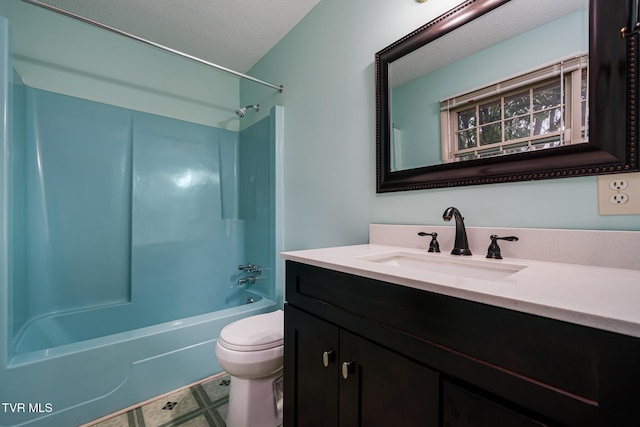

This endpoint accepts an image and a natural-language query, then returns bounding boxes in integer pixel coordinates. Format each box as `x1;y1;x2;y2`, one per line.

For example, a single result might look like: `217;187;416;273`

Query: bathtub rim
8;292;277;368
11;288;268;355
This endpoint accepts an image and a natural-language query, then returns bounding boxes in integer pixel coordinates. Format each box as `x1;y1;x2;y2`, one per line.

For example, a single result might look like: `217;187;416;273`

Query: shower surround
0;16;281;426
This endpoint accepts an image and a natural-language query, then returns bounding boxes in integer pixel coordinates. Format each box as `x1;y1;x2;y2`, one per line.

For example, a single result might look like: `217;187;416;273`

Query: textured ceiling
35;0;321;73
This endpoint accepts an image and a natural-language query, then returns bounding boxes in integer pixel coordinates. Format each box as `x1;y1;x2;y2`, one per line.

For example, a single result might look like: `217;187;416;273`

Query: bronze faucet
442;207;472;255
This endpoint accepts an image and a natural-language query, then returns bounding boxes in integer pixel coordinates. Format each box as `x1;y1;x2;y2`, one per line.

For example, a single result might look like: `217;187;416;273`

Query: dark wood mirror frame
376;0;638;193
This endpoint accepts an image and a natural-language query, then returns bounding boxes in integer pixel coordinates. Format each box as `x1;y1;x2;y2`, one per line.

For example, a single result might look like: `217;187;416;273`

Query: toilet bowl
215;309;284;427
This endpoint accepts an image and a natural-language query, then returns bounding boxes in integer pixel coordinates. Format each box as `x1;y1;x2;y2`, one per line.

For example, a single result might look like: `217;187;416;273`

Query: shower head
235;104;260;118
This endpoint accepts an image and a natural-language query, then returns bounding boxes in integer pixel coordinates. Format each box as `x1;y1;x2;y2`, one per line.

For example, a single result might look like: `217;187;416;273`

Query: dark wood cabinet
285;305;339;427
285;305;439;427
443;381;547;427
340;328;439;426
284;261;640;427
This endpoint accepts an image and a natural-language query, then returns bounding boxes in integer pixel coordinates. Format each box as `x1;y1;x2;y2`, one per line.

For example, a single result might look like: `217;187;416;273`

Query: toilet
215;309;284;427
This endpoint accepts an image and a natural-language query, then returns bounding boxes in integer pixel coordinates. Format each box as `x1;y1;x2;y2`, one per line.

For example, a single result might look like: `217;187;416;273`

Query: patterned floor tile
84;374;228;427
199;375;231;405
195;374;230;427
210;400;228;426
90;412;135;427
138;388;205;427
171;413;217;427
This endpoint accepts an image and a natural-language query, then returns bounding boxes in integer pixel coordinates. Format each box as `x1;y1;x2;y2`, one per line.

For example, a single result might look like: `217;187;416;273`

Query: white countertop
281;244;640;338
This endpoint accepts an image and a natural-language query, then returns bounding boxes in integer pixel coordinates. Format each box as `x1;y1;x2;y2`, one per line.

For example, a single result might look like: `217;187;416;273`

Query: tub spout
237;276;256;285
442;207;472;255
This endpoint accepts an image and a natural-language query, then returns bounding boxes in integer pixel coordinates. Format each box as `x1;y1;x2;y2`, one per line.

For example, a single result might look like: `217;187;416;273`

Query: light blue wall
239;115;277;300
0;1;282;342
242;0;639;252
0;8;282;425
0;0;240;130
1;0;281;345
10;84;247;354
1;16;11;368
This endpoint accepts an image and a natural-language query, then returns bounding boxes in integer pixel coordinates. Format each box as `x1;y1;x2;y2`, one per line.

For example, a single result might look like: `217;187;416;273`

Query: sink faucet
442;207;472;255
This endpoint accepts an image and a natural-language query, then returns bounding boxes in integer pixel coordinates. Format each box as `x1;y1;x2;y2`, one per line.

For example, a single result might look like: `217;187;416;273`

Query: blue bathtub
0;11;283;426
2;290;276;427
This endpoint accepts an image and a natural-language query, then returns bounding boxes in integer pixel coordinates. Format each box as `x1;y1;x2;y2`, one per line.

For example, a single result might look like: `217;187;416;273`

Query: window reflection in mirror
388;0;588;172
441;55;588;163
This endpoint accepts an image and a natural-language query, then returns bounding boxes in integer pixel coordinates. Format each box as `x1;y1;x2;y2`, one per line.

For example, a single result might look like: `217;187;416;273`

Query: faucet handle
486;235;519;259
418;232;441;253
238;263;262;274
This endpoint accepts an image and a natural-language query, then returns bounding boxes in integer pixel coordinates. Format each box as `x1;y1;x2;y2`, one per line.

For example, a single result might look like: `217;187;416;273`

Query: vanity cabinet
283;261;640;427
285;304;439;427
442;381;547;427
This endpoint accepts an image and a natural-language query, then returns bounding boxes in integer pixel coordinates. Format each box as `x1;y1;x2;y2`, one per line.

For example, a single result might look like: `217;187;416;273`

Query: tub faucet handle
238;264;262;275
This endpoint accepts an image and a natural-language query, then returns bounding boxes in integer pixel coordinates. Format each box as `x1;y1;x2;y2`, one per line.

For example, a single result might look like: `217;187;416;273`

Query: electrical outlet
610;193;629;204
598;172;640;215
609;179;629;191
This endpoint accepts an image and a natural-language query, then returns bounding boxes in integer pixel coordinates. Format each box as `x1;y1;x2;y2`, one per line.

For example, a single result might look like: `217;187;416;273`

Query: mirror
376;0;638;192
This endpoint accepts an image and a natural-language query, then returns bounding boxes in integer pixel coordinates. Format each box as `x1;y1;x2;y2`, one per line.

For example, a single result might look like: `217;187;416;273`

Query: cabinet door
284;305;340;427
443;381;548;427
339;330;440;427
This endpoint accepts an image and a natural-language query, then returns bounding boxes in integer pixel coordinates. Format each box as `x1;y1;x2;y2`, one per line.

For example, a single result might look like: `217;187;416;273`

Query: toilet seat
218;310;284;352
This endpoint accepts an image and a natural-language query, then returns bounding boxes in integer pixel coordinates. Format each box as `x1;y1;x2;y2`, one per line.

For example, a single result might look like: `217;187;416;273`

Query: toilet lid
219;310;284;351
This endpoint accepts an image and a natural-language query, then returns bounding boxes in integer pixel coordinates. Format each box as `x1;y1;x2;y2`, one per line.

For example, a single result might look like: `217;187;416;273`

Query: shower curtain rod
22;0;284;93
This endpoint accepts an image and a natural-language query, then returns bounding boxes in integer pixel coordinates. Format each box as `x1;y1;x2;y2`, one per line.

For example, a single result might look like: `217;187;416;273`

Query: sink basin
359;251;526;280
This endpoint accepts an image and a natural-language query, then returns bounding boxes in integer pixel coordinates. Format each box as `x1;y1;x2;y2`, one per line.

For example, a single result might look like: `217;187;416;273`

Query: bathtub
2;289;277;427
1;9;285;425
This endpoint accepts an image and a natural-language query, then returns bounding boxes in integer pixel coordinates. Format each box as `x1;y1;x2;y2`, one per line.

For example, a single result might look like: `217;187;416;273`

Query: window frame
440;55;588;163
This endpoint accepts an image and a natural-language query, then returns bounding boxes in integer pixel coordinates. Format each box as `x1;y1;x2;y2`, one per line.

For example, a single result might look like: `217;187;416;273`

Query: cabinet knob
341;361;356;379
322;350;335;367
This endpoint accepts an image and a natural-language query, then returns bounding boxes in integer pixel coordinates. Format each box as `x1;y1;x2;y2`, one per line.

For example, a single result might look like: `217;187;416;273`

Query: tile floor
83;373;230;427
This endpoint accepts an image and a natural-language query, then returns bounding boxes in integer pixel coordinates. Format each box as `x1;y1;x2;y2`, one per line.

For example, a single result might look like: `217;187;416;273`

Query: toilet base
226;368;283;427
